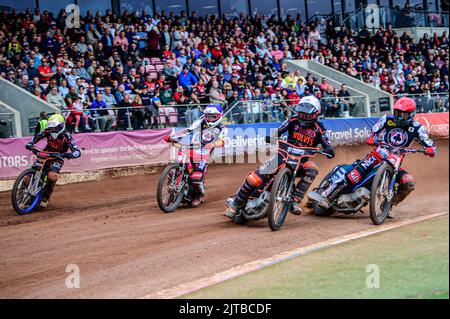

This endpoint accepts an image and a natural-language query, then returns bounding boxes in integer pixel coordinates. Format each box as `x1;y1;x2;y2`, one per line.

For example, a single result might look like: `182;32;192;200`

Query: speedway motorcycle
11;147;65;214
226;138;332;231
156;131;215;213
308;142;426;225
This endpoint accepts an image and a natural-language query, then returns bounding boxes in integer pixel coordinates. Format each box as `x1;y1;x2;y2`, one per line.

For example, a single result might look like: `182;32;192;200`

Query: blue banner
173;118;381;159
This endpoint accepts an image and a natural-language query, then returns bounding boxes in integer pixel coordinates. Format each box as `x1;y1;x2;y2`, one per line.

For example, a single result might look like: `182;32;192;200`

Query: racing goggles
205;114;220;122
297;112;318;121
393;109;411;121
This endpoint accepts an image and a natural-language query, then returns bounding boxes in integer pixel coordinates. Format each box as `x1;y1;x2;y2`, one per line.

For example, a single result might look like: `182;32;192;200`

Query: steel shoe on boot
39;199;48;208
224;199;238;219
290;199;302;215
307;191;331;209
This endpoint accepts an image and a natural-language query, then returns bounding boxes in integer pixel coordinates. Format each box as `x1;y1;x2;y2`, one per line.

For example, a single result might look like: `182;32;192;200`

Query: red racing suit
172;118;225;196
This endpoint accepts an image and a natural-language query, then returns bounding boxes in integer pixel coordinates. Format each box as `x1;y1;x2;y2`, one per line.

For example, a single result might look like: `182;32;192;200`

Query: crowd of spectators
0;6;448;133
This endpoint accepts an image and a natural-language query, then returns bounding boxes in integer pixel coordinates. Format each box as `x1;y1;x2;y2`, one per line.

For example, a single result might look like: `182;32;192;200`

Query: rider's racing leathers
231;116;335;211
319;114;437;206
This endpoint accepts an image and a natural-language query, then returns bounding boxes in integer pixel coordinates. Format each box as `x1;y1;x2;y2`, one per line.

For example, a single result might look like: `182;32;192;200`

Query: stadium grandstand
0;0;448;137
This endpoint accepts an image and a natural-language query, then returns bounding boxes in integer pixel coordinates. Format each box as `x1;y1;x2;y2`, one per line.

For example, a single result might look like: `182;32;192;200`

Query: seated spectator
66;95;86;133
131;95;145;130
338;84;357;116
178;66;197;93
209;80;226;104
46;86;66;110
89;93;115;132
117;93;132;130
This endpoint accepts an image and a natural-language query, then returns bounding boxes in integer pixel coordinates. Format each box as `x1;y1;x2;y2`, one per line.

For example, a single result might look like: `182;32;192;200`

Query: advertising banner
414;112;449;138
0;129;171;179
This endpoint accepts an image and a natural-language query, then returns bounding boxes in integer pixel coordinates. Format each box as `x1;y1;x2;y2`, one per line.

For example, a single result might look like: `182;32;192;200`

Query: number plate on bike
287;147;305;156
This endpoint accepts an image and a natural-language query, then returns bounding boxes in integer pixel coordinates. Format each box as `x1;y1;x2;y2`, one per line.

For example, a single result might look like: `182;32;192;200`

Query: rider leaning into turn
164;104;225;206
308;97;437;217
25;114;81;208
225;96;335;218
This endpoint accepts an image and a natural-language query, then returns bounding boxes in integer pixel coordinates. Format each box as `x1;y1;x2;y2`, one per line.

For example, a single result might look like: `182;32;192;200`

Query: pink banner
414;112;449;138
0;129;171;179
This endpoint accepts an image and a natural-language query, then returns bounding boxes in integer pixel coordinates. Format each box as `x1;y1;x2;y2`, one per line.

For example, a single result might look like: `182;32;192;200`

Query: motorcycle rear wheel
267;168;292;231
157;164;186;213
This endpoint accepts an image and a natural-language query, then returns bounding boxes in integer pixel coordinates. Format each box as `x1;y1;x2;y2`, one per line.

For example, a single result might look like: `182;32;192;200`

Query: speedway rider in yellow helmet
25;114;81;207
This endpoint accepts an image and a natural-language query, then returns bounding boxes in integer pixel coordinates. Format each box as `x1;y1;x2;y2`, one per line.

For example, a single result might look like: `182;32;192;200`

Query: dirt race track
0;140;448;298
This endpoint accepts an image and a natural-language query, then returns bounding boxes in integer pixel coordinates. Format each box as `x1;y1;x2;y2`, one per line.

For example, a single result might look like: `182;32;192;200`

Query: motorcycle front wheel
267;168;292;231
156;164;186;213
11;169;42;215
370;163;393;225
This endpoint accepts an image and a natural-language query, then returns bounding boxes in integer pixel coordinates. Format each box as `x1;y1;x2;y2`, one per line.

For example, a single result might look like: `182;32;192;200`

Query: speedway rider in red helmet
164;104;225;206
225;95;335;218
308;97;437;217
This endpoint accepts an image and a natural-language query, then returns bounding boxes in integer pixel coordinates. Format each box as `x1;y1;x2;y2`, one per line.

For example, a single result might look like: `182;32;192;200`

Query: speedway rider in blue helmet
164;104;226;206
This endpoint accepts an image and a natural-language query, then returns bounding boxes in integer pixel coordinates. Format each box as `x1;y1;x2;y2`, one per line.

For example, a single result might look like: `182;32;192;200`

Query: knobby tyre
11;169;42;215
370;163;393;225
157;164;186;213
268;168;292;231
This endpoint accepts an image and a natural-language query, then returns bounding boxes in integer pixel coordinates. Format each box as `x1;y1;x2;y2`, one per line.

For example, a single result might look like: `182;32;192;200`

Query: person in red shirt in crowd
162;44;171;59
173;86;184;103
211;43;223;61
37;58;54;82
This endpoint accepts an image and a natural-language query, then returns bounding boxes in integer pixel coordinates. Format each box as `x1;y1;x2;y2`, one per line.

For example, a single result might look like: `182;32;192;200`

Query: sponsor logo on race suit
361;155;378;169
387;120;396;126
348;169;361;184
387;128;409;147
400;174;414;183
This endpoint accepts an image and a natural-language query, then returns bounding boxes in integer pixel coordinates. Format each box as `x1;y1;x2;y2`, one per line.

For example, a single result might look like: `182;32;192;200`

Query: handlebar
377;142;426;155
31;147;65;160
277;140;331;158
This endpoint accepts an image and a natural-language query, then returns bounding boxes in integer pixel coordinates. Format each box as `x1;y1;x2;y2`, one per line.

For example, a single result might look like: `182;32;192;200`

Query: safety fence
396;93;449;114
50;96;368;135
0;112;447;179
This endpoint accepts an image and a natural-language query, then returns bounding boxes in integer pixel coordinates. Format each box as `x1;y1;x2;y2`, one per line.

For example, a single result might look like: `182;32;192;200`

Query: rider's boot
191;182;205;207
224;200;239;219
392;182;415;206
290;197;303;215
40;181;55;208
291;162;319;215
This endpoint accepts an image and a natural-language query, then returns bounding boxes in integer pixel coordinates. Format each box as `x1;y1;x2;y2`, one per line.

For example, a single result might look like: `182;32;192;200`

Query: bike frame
276;140;321;202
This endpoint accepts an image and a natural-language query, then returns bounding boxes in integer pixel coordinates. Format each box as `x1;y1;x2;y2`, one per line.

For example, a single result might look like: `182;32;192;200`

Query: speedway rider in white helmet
164;104;226;206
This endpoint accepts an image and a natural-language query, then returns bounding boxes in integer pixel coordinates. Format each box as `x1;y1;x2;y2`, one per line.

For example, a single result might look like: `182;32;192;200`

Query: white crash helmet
203;104;223;127
295;95;321;127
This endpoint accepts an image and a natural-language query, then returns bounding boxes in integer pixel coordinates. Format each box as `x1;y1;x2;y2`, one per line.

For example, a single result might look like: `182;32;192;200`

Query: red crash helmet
393;97;416;126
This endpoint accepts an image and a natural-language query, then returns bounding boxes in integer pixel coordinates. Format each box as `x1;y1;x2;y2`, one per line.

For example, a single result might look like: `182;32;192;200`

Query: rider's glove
62;152;75;159
163;135;172;143
25;142;33;151
425;147;436;157
366;138;378;146
323;147;335;158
